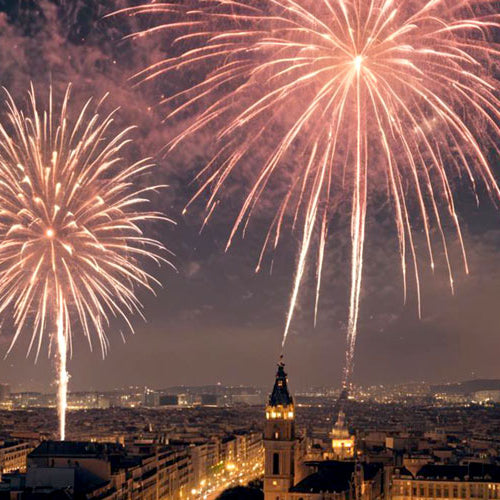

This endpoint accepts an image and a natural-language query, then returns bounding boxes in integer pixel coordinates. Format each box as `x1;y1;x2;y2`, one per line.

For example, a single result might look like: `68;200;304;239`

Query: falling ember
120;0;500;388
0;85;173;439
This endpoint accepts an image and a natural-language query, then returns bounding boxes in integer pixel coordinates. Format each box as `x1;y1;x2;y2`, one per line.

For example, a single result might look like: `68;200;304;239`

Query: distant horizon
5;376;500;395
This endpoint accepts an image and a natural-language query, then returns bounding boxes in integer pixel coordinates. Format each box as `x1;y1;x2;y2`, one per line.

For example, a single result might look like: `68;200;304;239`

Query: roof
362;463;383;481
29;441;123;459
290;460;383;493
269;362;293;407
415;463;500;482
396;466;413;477
290;460;355;493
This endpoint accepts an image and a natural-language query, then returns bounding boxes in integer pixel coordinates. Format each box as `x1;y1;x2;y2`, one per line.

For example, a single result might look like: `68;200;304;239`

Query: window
273;453;280;475
437;487;442;498
420;486;425;497
444;487;449;498
429;486;435;497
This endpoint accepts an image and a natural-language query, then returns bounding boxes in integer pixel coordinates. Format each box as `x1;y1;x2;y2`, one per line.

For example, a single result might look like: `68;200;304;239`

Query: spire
332;388;350;437
334;388;349;417
269;359;293;407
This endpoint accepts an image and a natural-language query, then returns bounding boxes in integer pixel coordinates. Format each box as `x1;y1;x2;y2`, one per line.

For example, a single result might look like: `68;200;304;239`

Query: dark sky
0;0;499;393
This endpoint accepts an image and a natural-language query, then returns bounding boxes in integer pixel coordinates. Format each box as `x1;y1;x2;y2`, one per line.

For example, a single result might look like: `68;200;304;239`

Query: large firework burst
119;0;500;387
0;85;172;439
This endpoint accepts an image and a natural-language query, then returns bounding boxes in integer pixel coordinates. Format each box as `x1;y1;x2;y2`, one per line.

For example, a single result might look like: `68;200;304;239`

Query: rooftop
397;463;500;482
290;461;355;493
29;441;124;459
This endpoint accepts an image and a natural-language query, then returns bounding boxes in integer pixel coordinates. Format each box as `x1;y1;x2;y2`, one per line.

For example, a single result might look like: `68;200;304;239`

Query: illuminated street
191;455;264;500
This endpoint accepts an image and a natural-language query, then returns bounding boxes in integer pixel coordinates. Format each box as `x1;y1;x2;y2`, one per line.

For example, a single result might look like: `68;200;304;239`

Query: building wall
0;442;34;474
392;479;500;500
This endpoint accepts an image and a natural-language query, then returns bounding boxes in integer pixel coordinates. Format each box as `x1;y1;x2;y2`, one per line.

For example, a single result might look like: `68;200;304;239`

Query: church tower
264;360;296;499
329;389;355;460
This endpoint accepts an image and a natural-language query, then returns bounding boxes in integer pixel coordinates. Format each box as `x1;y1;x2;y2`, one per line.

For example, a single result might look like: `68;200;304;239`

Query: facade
0;441;34;474
391;463;500;500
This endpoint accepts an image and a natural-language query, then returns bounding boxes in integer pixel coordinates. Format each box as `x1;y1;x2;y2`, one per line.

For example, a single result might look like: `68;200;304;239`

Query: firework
0;86;172;439
119;0;500;387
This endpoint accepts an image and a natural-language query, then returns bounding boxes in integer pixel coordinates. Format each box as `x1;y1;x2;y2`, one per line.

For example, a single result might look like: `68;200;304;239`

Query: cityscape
2;372;500;498
0;0;499;499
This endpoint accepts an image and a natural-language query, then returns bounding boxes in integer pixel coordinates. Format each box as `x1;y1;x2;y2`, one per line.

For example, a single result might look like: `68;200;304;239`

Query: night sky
0;0;499;393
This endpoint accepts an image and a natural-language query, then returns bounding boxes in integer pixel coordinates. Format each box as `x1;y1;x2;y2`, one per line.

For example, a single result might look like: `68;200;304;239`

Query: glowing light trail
0;86;172;439
119;0;500;387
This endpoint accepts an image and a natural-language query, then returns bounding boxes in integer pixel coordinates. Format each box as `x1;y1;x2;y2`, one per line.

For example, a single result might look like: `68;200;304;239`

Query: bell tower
263;360;296;499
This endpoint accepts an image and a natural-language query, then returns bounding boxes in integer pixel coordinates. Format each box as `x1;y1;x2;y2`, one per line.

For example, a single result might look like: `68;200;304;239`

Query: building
263;361;383;500
391;463;500;500
24;440;194;499
0;427;263;499
144;389;180;408
0;441;34;474
329;410;355;461
264;361;297;499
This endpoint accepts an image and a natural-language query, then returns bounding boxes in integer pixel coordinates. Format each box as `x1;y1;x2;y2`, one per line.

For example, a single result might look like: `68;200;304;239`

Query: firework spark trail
119;0;500;389
0;86;173;439
56;297;68;440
